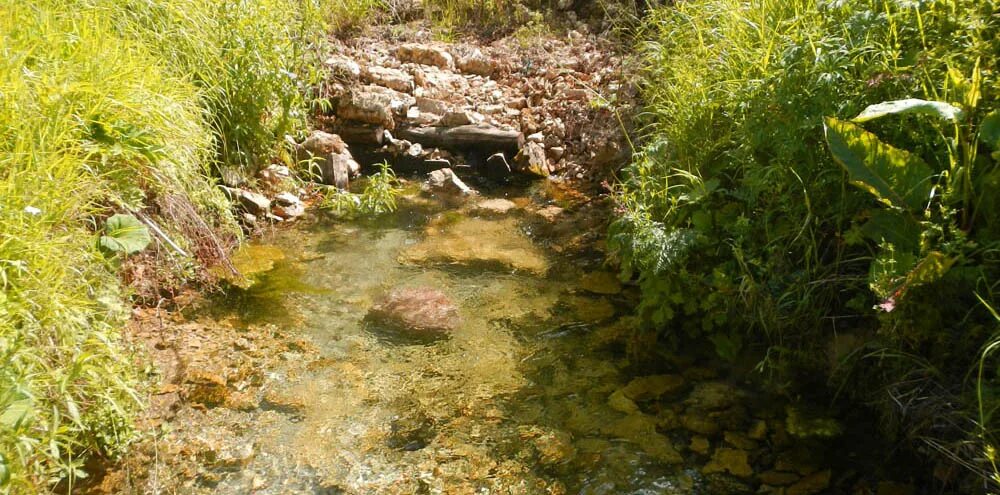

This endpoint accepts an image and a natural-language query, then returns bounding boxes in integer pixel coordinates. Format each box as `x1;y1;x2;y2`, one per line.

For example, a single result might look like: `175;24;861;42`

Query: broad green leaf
859;209;921;253
0;453;8;486
0;398;34;429
981;111;1000;151
852;99;964;123
98;214;151;255
824;117;934;211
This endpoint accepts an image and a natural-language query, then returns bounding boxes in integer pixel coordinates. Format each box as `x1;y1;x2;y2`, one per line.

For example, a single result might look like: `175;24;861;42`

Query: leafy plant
320;162;403;217
98;214;152;256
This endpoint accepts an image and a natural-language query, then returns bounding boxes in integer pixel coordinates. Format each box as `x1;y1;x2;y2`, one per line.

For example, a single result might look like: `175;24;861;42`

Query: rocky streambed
85;175;918;495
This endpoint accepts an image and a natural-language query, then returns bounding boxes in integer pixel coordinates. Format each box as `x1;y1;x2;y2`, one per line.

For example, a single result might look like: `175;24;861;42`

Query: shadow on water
197;256;328;327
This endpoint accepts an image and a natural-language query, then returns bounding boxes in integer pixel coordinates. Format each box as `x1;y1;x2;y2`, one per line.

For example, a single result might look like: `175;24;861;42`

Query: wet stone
758;470;800;486
365;286;460;339
787;469;831;495
685;381;742;411
703;447;753;478
689;436;711;455
620;374;685;402
578;271;623;295
681;411;721;436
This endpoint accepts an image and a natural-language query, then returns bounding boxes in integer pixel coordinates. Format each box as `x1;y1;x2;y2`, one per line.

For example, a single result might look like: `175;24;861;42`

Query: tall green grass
615;0;999;487
0;0;331;491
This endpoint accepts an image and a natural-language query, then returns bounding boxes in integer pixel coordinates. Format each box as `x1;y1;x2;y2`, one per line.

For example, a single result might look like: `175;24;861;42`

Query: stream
113;180;909;495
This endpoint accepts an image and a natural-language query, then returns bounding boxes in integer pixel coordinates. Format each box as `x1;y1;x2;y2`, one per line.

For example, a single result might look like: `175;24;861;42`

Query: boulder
394;43;455;70
337;89;395;128
237;190;270;216
685;382;742;411
366;287;460;337
300;130;347;156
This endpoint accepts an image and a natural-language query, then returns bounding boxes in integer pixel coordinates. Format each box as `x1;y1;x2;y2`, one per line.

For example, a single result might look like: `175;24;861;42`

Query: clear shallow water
160;190;895;495
188;193;709;494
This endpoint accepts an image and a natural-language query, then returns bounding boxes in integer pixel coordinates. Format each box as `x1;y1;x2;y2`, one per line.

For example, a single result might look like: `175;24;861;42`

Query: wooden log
396;124;523;153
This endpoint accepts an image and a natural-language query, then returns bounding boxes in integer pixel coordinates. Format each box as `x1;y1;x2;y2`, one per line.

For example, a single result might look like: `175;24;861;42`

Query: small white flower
24;206;41;215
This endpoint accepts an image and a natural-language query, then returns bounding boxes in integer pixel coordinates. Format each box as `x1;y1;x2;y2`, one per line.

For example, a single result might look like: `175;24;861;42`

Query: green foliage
99;214;152;256
102;0;331;177
0;0;332;491
320;162;403;217
614;0;1000;485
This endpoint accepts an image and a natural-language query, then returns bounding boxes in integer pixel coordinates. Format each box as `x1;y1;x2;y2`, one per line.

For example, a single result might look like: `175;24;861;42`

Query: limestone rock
416;96;451;115
366;287;461;336
237;190;270;216
438;110;484;127
325;55;361;79
394;43;455;70
426;168;476;196
457;49;495;76
337;89;395;128
363;65;415;93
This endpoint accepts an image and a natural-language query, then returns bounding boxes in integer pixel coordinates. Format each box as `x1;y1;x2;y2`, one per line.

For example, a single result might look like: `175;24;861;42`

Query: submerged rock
366;286;460;338
620;374;686;402
400;217;548;275
703;447;753;478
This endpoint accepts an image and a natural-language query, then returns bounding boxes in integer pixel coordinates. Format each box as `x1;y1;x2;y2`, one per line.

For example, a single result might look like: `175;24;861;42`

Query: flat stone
366;286;460;336
723;431;758;450
394;43;455;70
325;55;361;79
363;65;414;93
337;89;395;128
473;198;517;216
273;192;301;207
758;470;800;486
416;97;451;115
689;436;710;455
237;190;270;216
620;374;685;402
787;470;831;495
400;217;548;275
681;411;720;436
607;389;640;415
703;447;753;478
685;382;741;411
579;271;623;295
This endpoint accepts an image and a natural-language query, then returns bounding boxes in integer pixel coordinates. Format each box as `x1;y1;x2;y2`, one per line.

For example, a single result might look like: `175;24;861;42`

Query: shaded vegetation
611;0;1000;489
